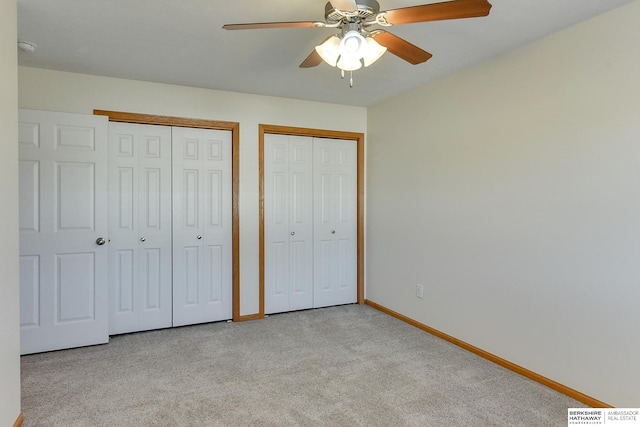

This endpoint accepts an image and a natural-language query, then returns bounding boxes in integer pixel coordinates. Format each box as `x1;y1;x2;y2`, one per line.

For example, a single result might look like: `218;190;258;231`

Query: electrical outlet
416;284;424;299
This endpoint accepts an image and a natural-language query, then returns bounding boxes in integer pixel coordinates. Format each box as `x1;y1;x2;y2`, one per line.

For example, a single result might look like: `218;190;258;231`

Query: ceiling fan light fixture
339;30;366;60
362;37;386;67
315;35;341;67
225;0;494;83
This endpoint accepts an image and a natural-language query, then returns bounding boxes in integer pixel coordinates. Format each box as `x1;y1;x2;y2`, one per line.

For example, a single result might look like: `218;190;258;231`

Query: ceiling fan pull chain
350;70;354;88
341;68;345;79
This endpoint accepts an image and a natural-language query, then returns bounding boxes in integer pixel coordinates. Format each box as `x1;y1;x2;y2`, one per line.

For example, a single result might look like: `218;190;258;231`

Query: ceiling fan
223;0;492;86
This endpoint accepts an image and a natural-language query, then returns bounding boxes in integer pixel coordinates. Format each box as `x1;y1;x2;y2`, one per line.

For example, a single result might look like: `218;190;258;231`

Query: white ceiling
17;0;634;107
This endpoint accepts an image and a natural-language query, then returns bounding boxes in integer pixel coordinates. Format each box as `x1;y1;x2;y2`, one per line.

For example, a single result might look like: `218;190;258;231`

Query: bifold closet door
313;138;357;308
264;134;314;314
18;109;109;354
108;123;172;335
172;127;233;326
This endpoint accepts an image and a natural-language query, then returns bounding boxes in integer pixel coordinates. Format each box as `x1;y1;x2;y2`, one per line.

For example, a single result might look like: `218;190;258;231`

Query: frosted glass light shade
315;36;341;67
363;37;387;67
339;30;366;61
337;57;363;71
316;31;386;72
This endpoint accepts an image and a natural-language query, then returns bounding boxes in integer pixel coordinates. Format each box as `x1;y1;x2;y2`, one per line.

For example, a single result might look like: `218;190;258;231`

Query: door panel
19;109;109;354
57;252;95;322
313;138;357;308
56;125;96;150
184;246;200;306
338;238;350;285
183;169;200;228
272;172;287;225
318;173;333;224
143;168;162;229
264;135;291;314
207;171;223;227
264;134;313;314
202;130;232;321
115;249;135;313
290;240;308;299
270;240;288;307
288;138;314;311
116;167;135;230
19;122;40;148
318;239;334;292
108;122;172;334
19;255;40;328
57;162;95;230
19;160;40;233
338;174;350;223
172;127;232;326
142;248;162;310
205;244;224;304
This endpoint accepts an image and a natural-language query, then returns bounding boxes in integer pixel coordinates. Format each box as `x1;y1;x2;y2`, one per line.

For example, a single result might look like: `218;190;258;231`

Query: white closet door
264;134;313;314
19;109;109;354
172;127;232;326
108;123;172;334
313;138;357;308
264;134;291;314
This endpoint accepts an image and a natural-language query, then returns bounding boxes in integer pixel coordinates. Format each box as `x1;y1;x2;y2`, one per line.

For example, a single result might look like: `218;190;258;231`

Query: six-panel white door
263;135;357;313
264;134;314;314
18;110;353;352
172;127;233;326
108;123;172;334
18;109;109;354
313;138;358;308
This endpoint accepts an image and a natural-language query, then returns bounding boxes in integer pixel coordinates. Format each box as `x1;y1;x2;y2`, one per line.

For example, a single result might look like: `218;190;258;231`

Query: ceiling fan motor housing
325;0;381;23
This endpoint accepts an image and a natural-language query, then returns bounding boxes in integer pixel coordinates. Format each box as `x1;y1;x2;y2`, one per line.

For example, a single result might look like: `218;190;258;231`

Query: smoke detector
18;41;37;52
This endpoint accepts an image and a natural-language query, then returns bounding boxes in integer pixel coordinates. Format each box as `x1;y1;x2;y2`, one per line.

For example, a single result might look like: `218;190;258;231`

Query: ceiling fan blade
382;0;492;25
300;50;323;68
330;0;358;12
300;36;334;68
370;31;432;65
223;21;322;30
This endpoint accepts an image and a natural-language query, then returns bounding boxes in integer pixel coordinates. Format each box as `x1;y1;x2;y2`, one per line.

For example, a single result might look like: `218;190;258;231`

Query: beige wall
367;0;640;407
0;0;21;423
18;67;367;316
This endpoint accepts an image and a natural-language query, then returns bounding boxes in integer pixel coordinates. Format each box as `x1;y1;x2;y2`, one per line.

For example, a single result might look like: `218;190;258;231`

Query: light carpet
21;304;584;426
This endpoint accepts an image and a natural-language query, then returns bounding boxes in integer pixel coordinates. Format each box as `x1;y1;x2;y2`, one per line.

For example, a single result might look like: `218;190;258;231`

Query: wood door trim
94;110;238;131
259;124;365;318
13;412;24;427
94;110;242;322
